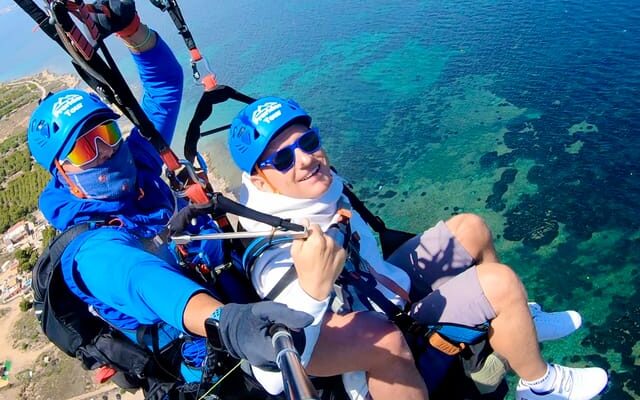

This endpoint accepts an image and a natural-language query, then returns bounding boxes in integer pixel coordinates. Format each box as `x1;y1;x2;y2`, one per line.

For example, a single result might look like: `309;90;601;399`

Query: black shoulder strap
264;267;298;301
32;223;94;306
341;182;387;233
49;223;94;259
184;86;255;163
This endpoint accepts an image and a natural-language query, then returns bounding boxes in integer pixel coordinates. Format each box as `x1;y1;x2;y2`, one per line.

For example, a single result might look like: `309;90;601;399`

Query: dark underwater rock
526;165;547;185
379;190;397;199
486;168;517;212
522;219;559;248
503;198;559;248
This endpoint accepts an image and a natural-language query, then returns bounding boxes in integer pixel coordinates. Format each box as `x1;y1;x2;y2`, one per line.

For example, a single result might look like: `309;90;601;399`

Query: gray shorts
386;221;496;327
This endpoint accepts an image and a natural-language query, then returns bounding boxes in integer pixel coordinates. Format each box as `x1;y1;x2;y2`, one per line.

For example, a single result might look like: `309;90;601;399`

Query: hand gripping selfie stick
270;324;319;400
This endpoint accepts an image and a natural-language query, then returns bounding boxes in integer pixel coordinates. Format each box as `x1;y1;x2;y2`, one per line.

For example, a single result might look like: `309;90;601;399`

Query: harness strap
135;325;181;382
341;183;386;233
183;86;255;163
338;204;410;303
14;0;63;45
367;267;411;303
149;0;217;90
264;267;298;301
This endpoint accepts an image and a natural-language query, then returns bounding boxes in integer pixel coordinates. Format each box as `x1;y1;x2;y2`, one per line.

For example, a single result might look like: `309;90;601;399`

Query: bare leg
476;262;546;381
307;311;429;400
446;213;499;264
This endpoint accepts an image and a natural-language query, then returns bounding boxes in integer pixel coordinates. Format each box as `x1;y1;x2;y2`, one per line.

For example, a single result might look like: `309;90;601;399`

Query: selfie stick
270;324;319;400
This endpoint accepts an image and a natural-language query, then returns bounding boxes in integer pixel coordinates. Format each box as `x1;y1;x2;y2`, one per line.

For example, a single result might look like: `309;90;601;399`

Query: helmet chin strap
255;167;280;195
54;159;87;199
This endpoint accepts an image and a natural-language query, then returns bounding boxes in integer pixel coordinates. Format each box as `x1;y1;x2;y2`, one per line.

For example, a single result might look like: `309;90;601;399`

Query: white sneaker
529;302;582;342
516;364;608;400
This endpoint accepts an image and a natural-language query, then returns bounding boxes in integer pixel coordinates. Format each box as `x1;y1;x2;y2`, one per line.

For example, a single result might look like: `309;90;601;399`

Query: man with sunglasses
26;1;325;395
228;97;609;400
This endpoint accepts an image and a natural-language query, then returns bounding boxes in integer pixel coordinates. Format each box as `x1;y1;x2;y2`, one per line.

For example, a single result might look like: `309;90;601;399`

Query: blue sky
0;0;191;81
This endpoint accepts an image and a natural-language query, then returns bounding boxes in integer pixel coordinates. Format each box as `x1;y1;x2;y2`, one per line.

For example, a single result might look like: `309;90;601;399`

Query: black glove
167;201;216;235
218;302;313;367
90;0;137;36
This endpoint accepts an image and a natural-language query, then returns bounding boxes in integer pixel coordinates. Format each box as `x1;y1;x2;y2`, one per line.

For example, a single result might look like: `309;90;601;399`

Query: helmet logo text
52;94;84;118
252;102;282;125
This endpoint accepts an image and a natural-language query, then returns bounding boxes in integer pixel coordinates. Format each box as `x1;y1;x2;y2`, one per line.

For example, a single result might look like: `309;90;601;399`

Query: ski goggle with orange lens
65;120;122;167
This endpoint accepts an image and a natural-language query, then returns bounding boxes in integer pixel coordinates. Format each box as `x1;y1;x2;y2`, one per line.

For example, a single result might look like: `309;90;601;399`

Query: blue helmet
229;96;312;173
27;89;119;172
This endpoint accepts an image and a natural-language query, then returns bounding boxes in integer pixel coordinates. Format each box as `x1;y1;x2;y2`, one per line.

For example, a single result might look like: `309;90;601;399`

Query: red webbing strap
428;333;465;356
201;73;217;92
158;149;181;171
51;0;100;61
368;266;411;303
183;184;209;204
189;48;203;62
151;0;217;91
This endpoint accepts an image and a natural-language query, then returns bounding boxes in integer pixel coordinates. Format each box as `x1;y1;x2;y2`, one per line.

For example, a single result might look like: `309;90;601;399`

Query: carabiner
189;48;217;91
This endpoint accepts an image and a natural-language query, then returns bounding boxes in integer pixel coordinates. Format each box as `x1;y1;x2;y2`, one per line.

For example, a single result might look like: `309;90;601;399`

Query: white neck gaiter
238;172;344;232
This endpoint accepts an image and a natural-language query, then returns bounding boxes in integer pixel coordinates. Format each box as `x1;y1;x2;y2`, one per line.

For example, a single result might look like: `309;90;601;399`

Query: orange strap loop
428;332;466;356
159;149;181;171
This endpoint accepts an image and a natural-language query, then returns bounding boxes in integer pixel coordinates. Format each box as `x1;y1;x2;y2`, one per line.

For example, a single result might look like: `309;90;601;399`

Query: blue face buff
67;142;137;200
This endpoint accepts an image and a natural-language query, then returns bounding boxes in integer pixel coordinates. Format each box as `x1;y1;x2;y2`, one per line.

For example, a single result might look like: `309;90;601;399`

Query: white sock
522;364;557;393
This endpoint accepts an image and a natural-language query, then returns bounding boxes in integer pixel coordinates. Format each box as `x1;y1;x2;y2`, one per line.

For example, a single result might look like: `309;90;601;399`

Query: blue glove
219;302;313;367
90;0;138;36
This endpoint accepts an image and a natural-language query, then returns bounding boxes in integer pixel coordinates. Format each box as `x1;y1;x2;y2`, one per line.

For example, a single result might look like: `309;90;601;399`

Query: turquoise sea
1;1;638;398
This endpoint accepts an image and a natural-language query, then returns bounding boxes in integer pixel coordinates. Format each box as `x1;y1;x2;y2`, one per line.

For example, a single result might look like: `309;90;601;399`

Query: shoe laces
552;364;574;395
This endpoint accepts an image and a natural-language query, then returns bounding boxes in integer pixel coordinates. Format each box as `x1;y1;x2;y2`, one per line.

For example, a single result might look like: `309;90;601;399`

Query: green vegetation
18;298;33;313
0;147;32;181
0;80;52;234
41;226;57;249
15;246;38;274
0;132;25;153
0;165;49;232
0;83;39;119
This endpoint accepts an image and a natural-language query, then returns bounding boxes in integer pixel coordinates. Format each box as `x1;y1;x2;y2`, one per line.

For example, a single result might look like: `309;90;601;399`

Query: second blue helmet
229;97;312;173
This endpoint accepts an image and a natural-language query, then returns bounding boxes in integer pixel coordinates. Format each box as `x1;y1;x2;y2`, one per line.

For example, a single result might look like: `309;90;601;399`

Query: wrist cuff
116;13;141;38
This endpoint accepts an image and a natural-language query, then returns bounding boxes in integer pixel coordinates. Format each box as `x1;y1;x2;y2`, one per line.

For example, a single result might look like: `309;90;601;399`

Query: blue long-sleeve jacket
39;35;210;335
